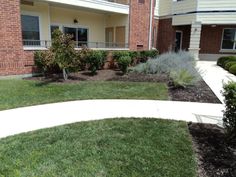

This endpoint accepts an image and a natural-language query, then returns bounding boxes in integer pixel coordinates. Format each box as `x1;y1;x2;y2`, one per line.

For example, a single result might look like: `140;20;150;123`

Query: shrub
117;56;132;74
34;51;55;74
76;47;91;70
112;51;130;60
51;29;79;80
170;69;196;88
217;56;236;67
130;51;201;87
86;50;105;75
140;50;159;61
229;64;236;75
222;82;236;143
224;61;236;71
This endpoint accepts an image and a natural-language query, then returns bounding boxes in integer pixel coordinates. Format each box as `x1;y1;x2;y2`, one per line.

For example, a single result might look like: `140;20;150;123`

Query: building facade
0;0;236;76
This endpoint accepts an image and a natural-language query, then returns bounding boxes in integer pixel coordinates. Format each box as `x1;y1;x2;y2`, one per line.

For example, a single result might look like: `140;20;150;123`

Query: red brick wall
157;18;191;53
175;25;191;51
200;25;236;54
157;18;175;53
129;0;155;50
0;0;34;76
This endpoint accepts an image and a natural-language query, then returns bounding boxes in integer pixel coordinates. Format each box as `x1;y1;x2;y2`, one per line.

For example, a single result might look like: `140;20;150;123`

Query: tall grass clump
130;51;201;88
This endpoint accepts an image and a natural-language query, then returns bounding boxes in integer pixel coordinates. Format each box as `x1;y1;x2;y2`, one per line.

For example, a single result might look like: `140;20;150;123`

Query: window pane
21;15;40;41
51;25;59;38
64;27;77;41
222;29;236;49
78;28;88;47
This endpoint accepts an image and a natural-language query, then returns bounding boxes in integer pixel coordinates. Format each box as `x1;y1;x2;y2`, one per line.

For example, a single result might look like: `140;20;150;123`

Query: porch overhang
41;0;129;14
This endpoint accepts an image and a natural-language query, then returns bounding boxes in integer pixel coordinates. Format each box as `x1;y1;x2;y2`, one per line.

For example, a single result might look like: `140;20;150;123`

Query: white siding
173;0;197;14
197;0;236;11
197;13;236;25
172;14;196;26
155;0;172;17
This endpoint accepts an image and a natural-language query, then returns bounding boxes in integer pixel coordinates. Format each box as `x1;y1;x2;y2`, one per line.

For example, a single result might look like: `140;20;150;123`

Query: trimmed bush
86;50;105;75
224;61;236;71
217;56;236;68
117;56;132;74
140;50;159;61
222;82;236;143
229;64;236;75
112;51;130;61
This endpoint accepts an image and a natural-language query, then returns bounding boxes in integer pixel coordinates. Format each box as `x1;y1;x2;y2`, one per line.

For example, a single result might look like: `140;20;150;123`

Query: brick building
0;0;236;76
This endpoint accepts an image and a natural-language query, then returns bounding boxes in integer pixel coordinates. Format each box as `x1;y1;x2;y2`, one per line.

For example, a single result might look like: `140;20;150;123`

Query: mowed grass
0;118;197;177
0;79;168;110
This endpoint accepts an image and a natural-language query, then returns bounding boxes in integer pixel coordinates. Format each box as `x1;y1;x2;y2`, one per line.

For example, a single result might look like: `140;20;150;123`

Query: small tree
51;29;79;80
222;82;236;144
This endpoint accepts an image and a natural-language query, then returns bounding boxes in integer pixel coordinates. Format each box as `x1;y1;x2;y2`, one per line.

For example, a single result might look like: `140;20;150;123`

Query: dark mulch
169;81;221;104
26;70;220;103
188;123;236;177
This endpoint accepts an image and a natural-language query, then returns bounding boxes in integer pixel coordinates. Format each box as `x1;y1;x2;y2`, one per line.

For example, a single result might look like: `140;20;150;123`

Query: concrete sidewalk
0;100;223;139
197;61;236;103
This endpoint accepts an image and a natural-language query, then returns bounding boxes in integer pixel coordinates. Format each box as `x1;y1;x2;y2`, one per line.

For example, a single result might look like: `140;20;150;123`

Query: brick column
129;0;155;51
0;0;34;76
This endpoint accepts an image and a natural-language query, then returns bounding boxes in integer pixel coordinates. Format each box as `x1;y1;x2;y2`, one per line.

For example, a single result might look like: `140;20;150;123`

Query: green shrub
170;70;196;88
222;82;236;143
224;62;236;71
140;50;159;60
117;56;132;74
86;50;104;75
229;64;236;75
112;51;130;60
34;51;55;74
217;56;236;67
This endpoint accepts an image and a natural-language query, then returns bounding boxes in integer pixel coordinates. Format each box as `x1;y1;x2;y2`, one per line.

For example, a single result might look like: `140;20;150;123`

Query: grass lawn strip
0;118;197;177
0;80;168;110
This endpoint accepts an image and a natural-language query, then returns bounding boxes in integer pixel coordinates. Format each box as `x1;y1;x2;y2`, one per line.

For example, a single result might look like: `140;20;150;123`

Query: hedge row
217;56;236;75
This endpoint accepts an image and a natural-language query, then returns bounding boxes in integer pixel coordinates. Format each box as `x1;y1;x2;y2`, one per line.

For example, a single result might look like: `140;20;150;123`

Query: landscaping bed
0;118;197;177
27;69;221;104
188;123;236;177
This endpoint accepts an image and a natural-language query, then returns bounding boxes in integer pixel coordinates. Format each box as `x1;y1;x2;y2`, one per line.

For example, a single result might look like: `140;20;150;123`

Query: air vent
21;0;34;6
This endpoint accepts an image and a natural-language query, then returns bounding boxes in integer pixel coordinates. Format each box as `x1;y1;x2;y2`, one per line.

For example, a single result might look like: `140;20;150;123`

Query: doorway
175;31;183;52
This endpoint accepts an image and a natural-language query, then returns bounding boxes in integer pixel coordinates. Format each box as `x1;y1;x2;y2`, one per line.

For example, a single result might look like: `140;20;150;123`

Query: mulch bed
188;123;236;177
26;69;221;103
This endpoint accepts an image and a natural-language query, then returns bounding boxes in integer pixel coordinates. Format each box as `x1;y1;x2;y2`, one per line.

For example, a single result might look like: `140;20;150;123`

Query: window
50;25;59;37
64;27;88;47
222;29;236;50
138;0;145;4
21;15;40;45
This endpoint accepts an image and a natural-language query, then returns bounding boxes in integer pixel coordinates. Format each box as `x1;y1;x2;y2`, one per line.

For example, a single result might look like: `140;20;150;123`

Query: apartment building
0;0;236;76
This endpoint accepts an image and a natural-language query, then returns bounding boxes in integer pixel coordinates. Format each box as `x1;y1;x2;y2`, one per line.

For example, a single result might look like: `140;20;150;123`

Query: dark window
21;15;40;45
51;25;59;38
222;29;236;50
64;27;88;47
138;0;145;4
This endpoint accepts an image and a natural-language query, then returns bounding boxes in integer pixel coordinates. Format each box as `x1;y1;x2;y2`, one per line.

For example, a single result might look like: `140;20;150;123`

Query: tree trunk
62;68;68;80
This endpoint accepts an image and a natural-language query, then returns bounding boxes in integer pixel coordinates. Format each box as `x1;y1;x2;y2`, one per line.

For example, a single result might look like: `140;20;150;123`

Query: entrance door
175;31;182;52
64;27;77;41
115;26;125;48
105;27;114;48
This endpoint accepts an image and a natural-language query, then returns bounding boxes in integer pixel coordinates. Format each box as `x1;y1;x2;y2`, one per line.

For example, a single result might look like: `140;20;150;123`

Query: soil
26;69;221;103
188;123;236;177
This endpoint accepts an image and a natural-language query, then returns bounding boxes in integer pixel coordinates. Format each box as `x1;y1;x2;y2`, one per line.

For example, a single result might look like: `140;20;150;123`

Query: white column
189;21;202;60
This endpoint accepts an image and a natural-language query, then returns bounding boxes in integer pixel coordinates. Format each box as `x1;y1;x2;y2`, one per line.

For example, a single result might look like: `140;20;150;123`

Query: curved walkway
0;100;223;139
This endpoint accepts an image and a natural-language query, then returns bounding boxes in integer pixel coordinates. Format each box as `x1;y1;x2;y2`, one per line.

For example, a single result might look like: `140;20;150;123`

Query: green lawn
0;118;197;177
0;79;168;110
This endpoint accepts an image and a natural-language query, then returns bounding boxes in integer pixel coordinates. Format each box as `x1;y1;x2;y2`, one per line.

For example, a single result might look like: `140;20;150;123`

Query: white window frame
21;11;42;41
221;28;236;53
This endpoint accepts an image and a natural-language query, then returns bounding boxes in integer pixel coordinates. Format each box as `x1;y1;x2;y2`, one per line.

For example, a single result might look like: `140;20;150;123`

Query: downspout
148;0;153;50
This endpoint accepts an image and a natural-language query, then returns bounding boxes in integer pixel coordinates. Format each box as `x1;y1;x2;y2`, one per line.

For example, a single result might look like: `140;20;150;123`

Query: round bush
229;64;236;75
217;56;236;67
224;62;236;71
117;56;131;74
